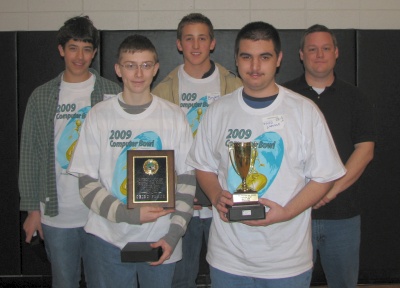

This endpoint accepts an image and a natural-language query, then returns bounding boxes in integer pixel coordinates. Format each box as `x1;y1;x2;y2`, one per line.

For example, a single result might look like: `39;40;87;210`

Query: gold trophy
227;142;265;221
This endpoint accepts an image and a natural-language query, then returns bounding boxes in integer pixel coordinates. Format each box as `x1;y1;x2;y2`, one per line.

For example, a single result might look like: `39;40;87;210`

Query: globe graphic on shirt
187;96;209;137
57;106;91;169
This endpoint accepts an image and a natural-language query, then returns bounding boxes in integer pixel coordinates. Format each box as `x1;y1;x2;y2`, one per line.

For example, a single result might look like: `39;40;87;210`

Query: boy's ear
277;51;283;68
92;48;98;59
153;62;160;77
115;63;122;78
58;45;65;57
210;38;216;51
176;39;183;52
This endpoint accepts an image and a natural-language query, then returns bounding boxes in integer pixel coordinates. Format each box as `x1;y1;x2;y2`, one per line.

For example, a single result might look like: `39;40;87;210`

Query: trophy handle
228;142;240;176
249;142;257;172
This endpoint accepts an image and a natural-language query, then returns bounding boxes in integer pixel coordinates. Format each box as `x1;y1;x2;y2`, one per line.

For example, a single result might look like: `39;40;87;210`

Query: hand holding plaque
122;150;174;262
227;142;265;221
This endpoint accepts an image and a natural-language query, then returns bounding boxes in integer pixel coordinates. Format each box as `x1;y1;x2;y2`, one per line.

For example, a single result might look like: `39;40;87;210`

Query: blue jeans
86;233;175;288
172;216;212;288
312;215;361;288
42;224;94;288
210;266;312;288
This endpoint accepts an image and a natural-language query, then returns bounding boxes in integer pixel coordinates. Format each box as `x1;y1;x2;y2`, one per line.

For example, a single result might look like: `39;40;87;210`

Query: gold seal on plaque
143;159;159;175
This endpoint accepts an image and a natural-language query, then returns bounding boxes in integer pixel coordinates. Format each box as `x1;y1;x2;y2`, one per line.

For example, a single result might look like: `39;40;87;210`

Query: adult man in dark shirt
284;24;376;288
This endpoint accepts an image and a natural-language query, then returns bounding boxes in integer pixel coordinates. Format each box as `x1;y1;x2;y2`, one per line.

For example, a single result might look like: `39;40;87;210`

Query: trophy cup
227;142;265;221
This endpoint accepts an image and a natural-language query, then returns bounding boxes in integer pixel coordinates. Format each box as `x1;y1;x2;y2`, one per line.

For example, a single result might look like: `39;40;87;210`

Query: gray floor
313;286;400;288
195;274;400;288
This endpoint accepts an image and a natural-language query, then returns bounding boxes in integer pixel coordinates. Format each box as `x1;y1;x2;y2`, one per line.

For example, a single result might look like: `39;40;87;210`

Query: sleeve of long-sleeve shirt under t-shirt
78;170;195;251
161;170;195;249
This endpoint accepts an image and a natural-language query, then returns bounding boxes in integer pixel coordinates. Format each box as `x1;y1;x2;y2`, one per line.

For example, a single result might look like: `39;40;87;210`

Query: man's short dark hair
57;15;99;50
117;34;159;63
177;13;214;40
300;24;338;51
234;21;281;57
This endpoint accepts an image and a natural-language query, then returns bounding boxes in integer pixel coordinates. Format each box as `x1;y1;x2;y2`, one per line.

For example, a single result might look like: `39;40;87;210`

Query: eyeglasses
119;62;155;71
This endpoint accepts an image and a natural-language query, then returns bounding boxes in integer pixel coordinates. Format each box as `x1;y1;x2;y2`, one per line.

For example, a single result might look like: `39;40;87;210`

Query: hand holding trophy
227;142;266;221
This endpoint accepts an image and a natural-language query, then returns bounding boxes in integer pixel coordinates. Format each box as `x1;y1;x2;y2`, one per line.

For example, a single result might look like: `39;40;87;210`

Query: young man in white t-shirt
152;13;242;288
68;34;195;288
187;21;346;287
18;16;121;287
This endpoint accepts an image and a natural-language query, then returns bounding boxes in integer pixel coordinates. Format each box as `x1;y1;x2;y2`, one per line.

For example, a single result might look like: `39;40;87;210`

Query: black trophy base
227;203;266;221
121;242;162;262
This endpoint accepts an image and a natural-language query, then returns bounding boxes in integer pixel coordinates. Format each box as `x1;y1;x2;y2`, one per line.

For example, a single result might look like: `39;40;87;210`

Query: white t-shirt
178;64;221;137
68;93;193;263
178;64;220;218
42;74;94;228
187;85;346;278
